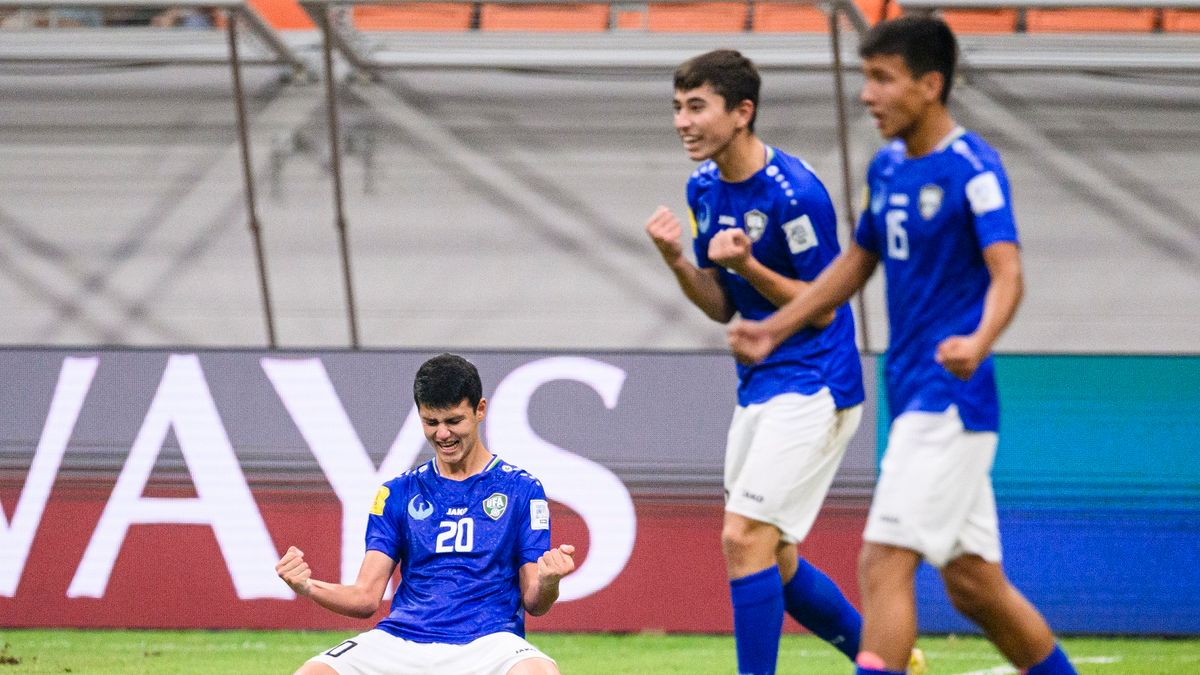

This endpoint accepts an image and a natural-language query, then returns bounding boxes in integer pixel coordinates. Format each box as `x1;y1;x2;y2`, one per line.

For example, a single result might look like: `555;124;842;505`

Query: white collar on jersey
933;125;967;153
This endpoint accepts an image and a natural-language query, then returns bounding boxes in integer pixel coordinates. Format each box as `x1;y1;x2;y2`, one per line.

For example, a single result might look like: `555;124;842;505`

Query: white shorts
307;629;555;675
863;405;1002;568
725;389;863;544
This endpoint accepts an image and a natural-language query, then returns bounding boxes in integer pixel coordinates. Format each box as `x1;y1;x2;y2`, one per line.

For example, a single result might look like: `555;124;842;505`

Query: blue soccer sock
782;557;862;661
1023;644;1077;675
730;566;785;675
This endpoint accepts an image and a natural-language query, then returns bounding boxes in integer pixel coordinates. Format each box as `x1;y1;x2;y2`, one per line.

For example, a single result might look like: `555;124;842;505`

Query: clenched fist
707;228;753;272
537;544;576;585
645;206;685;265
275;545;313;596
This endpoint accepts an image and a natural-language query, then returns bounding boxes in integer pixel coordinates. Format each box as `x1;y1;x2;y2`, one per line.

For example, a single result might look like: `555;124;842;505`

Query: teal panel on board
876;355;1200;508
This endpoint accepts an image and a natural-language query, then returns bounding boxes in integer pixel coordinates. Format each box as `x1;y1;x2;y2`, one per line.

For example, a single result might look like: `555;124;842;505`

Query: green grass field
0;630;1196;674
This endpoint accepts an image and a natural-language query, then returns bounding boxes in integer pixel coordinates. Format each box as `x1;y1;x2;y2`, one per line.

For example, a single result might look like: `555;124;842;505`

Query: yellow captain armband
859;186;871;213
687;209;698;238
370;485;390;515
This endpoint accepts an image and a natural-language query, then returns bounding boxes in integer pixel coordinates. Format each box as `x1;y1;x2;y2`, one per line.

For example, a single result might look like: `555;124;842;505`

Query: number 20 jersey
855;128;1018;432
365;456;551;644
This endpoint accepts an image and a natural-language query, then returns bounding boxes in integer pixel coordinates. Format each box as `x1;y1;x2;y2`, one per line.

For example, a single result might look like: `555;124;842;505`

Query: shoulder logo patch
744;210;767;242
966;171;1006;216
919;184;944;220
370;486;390;516
407;493;433;521
483;493;508;520
782;215;818;254
530;499;550;530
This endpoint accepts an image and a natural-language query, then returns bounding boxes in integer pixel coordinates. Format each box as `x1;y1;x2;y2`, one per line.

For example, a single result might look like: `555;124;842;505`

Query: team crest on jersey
918;184;944;220
483;493;508;520
407;494;434;521
743;210;767;242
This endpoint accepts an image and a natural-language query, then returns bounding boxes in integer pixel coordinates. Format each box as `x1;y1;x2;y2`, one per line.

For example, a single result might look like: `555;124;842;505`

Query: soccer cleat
908;646;927;675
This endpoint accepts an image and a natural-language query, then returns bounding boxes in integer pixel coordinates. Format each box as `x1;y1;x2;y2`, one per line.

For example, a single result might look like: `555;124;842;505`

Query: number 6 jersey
365;456;551;644
855;127;1019;432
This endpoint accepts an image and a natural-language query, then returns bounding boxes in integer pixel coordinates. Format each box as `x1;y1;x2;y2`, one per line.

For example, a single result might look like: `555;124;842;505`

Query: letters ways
0;354;636;603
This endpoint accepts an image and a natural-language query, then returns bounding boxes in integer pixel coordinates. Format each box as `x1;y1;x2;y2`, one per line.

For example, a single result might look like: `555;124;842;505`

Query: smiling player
276;353;574;675
645;49;869;675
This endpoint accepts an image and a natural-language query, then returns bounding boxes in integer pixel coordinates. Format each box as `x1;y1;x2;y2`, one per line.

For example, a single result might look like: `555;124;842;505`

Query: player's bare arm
708;228;836;326
520;544;577;617
276;546;395;619
936;241;1023;380
728;243;878;364
645;205;734;322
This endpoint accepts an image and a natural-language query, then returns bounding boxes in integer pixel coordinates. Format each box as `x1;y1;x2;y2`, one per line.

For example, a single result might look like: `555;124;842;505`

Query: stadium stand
1;0;1197;350
901;0;1200;70
351;3;473;30
0;0;310;73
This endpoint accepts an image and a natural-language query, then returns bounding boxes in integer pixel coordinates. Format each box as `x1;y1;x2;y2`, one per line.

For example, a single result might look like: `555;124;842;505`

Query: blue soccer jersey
855;128;1019;432
365;456;551;644
689;146;864;409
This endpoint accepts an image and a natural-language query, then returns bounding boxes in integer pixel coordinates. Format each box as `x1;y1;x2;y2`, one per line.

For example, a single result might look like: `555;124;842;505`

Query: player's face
673;84;747;162
419;398;486;467
859;54;943;141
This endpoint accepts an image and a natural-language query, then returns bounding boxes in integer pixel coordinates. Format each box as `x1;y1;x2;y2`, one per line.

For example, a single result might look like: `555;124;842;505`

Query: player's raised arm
707;228;837;327
936;241;1024;380
276;546;395;619
645;206;735;323
520;544;576;617
729;243;878;364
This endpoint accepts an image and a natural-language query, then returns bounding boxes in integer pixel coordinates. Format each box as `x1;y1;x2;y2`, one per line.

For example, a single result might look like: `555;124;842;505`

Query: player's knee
294;662;339;675
720;521;768;561
858;543;917;594
942;569;997;620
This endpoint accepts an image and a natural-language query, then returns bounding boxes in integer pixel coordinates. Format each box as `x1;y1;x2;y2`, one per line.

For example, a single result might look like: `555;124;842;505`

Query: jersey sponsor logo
781;215;818;254
888;193;909;207
446;506;467;516
717;215;736;228
743;209;767;242
483;493;508;520
369;486;390;516
530;499;550;530
408;494;434;521
918;184;943;220
966;171;1006;215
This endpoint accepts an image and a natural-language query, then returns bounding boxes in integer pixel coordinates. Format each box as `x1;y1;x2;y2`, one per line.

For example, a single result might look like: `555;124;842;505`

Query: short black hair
859;16;957;104
413;353;483;410
674;49;761;132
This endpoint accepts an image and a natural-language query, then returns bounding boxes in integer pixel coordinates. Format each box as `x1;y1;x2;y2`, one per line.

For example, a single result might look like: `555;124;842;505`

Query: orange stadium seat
1163;9;1200;31
939;9;1019;33
646;2;749;32
855;0;901;23
479;3;609;31
352;4;473;31
752;1;828;32
1026;8;1157;32
248;0;314;30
